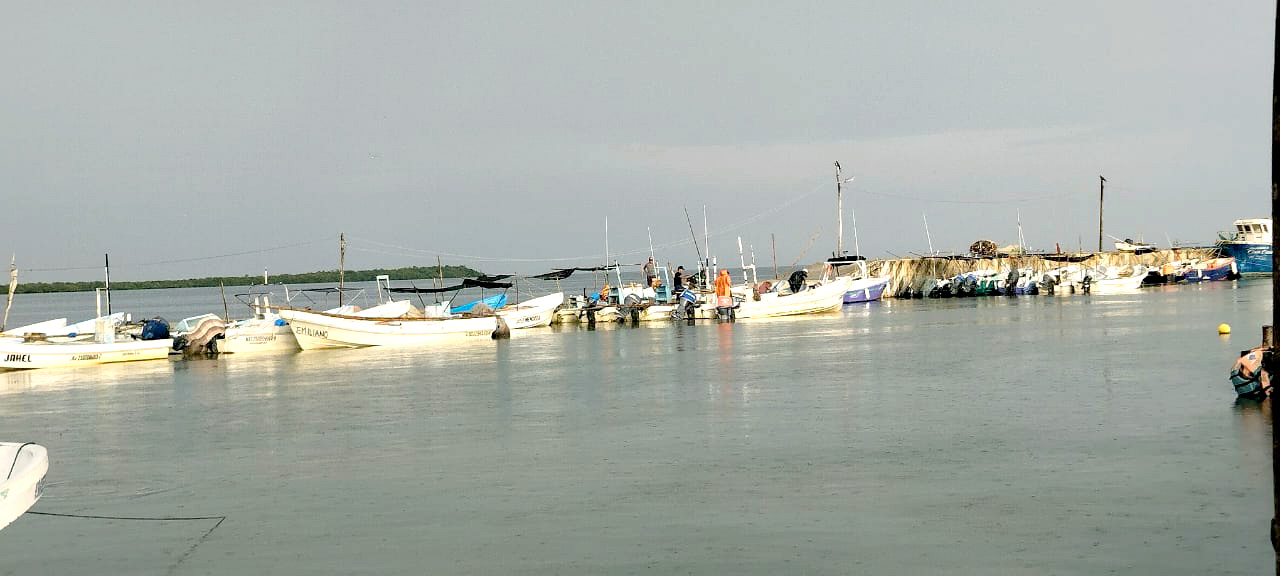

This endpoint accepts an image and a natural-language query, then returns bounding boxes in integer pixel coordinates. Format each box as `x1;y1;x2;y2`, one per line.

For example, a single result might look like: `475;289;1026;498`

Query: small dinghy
0;442;48;531
1230;346;1272;399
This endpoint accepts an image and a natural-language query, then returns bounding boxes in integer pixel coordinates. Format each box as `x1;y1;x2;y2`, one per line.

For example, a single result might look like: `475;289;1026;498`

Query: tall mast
923;214;935;255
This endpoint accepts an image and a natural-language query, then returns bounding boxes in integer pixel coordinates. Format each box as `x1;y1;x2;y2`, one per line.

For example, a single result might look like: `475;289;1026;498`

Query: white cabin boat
0;442;47;531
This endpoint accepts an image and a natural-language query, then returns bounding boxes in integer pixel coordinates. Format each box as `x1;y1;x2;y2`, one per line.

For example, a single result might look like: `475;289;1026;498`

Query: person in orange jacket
714;269;732;307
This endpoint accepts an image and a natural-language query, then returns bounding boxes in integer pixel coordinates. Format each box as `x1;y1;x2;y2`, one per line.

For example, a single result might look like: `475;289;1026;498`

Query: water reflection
0;359;176;395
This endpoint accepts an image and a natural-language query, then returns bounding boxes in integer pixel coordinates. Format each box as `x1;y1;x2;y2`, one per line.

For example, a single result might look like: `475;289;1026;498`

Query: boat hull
698;276;852;319
1185;258;1236;283
495;293;563;329
277;309;498;349
842;277;890;303
0;338;172;370
1218;243;1270;275
220;322;300;354
0;442;47;532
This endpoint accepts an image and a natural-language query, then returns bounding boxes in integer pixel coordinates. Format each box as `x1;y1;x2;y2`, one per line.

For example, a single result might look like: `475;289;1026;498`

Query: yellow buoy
1218;323;1231;335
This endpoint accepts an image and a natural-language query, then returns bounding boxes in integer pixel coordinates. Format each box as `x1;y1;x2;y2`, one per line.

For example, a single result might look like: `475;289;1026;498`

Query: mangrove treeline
5;265;483;294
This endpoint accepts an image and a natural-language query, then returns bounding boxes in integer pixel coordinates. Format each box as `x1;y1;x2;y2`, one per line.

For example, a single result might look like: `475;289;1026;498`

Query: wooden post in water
771;233;777;280
103;253;111;315
1097;176;1106;253
338;232;346;306
1271;7;1280;571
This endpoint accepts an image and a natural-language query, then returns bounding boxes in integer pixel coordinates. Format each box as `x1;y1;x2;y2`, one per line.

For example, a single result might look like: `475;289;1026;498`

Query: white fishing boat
173;295;301;355
0;332;173;370
277;307;500;349
0;442;47;531
736;275;853;318
1112;236;1157;254
220;293;300;353
495;292;564;329
1086;264;1149;294
694;275;852;319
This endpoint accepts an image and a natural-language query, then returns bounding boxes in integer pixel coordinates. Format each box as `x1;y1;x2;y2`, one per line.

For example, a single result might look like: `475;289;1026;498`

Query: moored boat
1184;257;1237;283
0;333;173;370
277;307;499;349
495;292;564;329
695;275;852;319
1230;345;1272;399
1216;218;1271;275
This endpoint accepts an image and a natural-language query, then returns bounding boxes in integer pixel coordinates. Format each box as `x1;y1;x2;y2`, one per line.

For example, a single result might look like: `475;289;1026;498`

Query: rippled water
0;279;1272;574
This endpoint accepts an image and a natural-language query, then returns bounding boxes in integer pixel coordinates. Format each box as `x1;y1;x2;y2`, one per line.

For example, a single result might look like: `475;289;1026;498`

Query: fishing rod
683;205;704;266
683;205;706;287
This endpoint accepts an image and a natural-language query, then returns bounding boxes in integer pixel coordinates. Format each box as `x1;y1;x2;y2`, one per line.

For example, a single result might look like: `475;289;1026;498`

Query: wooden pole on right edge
1270;3;1280;571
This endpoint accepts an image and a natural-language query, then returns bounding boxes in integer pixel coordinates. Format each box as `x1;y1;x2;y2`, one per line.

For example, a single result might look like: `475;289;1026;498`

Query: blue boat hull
1220;242;1271;274
843;279;889;304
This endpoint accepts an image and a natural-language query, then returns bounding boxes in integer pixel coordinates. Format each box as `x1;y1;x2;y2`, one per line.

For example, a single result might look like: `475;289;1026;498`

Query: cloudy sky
2;1;1273;281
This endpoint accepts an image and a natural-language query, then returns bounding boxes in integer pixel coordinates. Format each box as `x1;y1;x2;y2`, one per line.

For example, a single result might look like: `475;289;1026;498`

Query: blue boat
1216;218;1271;275
1184;257;1236;283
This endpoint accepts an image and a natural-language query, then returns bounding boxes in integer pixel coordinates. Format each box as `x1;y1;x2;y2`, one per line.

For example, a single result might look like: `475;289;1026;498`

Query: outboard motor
1041;273;1056;295
491;316;511;339
620;293;643;324
715;300;736;322
170;316;223;356
1005;268;1018;296
1081;274;1092;294
788;269;808;294
141;317;170;341
673;288;699;322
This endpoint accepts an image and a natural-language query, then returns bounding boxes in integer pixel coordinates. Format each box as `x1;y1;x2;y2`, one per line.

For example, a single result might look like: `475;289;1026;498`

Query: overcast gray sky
2;1;1274;281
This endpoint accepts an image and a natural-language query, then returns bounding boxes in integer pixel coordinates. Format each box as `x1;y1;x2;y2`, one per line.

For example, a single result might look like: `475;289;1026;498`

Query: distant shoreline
3;265;482;294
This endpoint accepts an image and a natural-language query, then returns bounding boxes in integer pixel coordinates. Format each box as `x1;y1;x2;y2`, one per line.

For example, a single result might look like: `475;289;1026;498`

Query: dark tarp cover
387;277;512;294
531;266;618;280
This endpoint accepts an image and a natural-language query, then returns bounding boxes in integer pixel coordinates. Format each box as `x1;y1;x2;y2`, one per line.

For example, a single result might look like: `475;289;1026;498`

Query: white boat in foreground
0;442;47;531
277;307;500;349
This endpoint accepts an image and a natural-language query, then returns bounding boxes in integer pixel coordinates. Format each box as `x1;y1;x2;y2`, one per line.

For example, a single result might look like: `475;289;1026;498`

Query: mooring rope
26;510;227;574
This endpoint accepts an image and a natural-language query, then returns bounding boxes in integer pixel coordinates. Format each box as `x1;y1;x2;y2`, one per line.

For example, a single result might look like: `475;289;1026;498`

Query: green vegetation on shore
5;265;483;294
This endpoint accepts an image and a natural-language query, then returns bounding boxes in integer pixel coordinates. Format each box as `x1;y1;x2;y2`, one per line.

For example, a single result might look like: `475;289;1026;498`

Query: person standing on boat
673;266;686;293
643;257;656;288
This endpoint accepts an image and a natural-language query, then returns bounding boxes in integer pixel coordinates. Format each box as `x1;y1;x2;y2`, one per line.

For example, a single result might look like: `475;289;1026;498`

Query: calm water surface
0;279;1272;574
